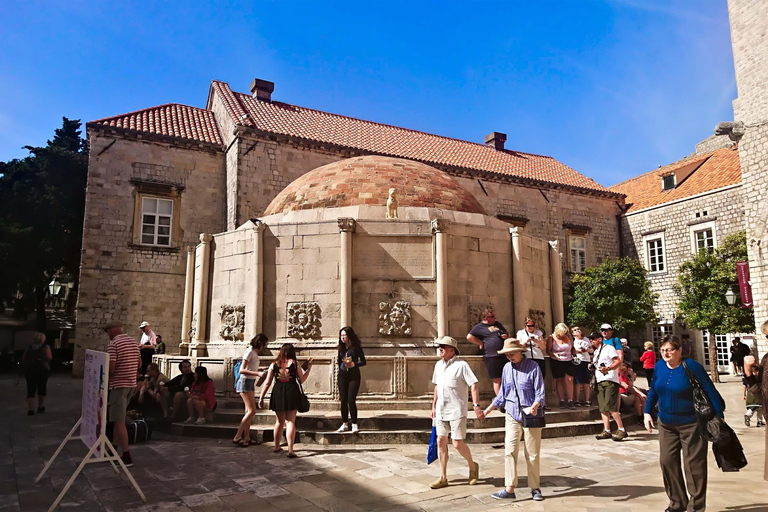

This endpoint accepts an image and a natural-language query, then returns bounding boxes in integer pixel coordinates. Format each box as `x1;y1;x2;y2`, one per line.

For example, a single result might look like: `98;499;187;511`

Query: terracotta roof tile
212;81;614;194
609;147;741;213
90;104;223;145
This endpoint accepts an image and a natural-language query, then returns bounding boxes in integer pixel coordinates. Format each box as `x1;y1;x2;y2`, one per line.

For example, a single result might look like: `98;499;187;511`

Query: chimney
484;132;507;150
250;78;275;102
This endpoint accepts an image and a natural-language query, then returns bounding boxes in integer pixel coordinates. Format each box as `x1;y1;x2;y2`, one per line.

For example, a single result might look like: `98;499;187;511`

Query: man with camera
589;331;627;441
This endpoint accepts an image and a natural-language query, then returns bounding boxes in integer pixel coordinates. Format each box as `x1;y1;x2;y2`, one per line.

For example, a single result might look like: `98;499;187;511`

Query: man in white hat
599;324;624;364
139;321;157;374
483;338;545;502
430;336;483;489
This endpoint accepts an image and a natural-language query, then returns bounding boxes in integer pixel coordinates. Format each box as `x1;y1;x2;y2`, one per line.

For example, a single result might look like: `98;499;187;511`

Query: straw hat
435;336;460;354
497;338;527;354
139;321;150;329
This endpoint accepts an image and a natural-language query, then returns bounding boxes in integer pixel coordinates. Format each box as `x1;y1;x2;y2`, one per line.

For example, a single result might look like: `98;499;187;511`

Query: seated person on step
138;363;170;417
185;366;217;425
167;359;195;420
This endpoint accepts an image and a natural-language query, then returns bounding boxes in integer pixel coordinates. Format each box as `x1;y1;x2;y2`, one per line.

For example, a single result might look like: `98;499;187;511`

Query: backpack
25;344;49;371
233;359;242;390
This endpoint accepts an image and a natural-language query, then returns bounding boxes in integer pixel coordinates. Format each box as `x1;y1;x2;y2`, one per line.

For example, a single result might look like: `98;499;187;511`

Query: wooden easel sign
35;349;146;511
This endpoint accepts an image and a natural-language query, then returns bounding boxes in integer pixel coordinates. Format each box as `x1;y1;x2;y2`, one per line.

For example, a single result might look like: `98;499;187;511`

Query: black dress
269;362;302;412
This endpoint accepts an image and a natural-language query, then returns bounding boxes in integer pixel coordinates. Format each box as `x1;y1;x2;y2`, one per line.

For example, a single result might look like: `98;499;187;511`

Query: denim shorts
236;376;255;393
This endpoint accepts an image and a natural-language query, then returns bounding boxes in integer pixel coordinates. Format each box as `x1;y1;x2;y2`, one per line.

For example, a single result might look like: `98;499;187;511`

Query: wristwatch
473;403;481;408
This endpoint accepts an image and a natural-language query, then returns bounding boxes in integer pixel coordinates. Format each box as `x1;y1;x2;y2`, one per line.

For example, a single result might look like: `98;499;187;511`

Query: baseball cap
600;323;612;330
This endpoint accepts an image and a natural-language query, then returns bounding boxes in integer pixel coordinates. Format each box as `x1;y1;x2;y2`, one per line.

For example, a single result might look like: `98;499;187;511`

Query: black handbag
512;366;546;428
296;376;310;413
681;359;716;436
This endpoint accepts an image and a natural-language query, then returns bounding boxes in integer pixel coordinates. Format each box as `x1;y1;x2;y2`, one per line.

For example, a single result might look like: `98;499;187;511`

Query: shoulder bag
295;367;310;413
681;359;718;438
511;364;546;428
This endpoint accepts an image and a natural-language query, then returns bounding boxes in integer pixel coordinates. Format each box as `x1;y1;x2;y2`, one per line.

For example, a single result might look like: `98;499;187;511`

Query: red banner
737;261;753;308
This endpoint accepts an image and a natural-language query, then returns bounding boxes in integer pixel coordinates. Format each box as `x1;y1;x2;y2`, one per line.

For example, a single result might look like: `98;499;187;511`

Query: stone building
611;139;749;369
726;0;768;356
76;78;624;375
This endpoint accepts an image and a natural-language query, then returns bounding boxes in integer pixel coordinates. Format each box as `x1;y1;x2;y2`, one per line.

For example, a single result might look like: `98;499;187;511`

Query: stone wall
728;0;768;355
695;134;736;155
74;131;226;375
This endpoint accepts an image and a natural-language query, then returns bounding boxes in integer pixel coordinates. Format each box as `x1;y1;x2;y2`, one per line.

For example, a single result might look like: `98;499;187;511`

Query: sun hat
600;323;612;330
103;320;123;332
139;321;150;328
435;336;460;354
497;338;527;354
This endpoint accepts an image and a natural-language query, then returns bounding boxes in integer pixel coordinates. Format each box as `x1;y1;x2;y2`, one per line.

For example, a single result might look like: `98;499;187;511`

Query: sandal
249;439;261;445
232;438;243;445
287;452;298;458
273;447;283;453
238;440;250;447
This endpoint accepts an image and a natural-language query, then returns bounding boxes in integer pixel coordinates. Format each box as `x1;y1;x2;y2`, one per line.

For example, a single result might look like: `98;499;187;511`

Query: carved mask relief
220;304;245;341
287;302;321;339
379;301;412;336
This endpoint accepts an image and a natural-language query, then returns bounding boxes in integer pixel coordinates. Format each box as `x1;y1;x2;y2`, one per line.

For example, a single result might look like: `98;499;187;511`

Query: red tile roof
609;146;741;213
210;81;615;195
89;104;223;145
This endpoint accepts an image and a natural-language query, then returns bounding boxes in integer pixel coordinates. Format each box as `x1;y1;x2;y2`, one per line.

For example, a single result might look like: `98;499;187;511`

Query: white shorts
435;417;467;440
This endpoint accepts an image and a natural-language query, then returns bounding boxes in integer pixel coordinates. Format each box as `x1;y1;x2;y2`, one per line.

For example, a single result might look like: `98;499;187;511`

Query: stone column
249;221;266;340
338;218;356;328
510;227;525;328
549;240;565;325
180;246;196;354
191;233;213;356
432;219;449;338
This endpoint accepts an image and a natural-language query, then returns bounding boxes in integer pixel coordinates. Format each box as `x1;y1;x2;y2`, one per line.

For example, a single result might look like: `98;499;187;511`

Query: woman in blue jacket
335;326;366;433
644;335;724;512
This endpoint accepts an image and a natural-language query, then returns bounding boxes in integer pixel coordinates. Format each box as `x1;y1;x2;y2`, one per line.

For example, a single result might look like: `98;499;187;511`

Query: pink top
551;336;573;361
191;380;216;410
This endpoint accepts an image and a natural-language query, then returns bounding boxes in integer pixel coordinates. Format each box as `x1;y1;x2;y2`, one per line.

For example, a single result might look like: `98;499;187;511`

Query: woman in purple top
483;338;545;503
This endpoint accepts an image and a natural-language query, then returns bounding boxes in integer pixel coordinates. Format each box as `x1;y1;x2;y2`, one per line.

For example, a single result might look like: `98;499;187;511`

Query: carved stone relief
378;301;412;336
528;309;546;334
386;188;399;219
287;302;321;339
468;303;493;330
188;312;197;340
219;303;245;341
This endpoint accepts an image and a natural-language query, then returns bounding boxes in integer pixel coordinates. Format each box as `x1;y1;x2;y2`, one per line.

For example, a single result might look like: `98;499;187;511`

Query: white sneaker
184;417;195;424
195;417;206;425
351;423;359;433
336;423;350;432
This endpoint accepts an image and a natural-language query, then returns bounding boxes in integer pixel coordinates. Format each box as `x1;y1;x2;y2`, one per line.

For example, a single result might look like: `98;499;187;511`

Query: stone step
210;407;603;430
160;413;637;445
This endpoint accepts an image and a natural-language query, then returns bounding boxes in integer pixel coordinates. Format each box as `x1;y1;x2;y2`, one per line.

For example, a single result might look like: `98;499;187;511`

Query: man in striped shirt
105;320;141;467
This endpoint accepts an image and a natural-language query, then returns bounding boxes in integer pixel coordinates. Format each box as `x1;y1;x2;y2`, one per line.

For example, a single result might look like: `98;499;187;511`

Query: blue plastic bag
233;360;242;391
427;425;438;465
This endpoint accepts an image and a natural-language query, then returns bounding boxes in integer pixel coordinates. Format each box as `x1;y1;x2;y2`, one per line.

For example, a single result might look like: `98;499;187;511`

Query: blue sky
0;0;735;186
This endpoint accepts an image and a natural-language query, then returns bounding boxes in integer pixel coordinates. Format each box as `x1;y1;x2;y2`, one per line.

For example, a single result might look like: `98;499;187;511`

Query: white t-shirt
241;347;260;378
573;338;592;363
516;328;545;360
432;357;478;421
593;343;620;384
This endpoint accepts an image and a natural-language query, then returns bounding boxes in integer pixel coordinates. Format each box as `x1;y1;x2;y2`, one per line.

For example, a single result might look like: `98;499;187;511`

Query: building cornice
87;124;226;154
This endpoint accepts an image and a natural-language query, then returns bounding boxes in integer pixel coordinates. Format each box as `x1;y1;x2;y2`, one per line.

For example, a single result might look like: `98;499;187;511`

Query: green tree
566;257;658;332
0;118;88;329
674;230;754;383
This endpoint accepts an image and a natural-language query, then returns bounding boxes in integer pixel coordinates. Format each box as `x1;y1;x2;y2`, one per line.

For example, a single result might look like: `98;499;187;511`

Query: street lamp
725;285;737;306
48;278;62;297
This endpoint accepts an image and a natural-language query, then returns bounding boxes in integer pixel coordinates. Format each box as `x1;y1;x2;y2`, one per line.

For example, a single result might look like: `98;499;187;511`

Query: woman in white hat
483;338;545;502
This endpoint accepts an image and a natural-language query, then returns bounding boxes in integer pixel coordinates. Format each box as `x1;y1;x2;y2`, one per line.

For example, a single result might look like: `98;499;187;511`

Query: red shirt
108;334;141;389
640;350;656;369
191;380;216;410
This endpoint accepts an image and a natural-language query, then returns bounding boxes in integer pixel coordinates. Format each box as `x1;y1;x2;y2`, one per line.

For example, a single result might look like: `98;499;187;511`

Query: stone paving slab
1;374;767;511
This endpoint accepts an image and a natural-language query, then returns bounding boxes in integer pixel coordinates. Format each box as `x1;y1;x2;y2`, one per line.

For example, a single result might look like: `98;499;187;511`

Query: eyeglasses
572;328;581;332
526;324;535;328
660;348;680;353
600;329;610;332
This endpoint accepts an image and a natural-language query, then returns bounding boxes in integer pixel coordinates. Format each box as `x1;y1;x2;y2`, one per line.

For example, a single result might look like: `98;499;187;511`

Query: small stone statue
386;188;399;219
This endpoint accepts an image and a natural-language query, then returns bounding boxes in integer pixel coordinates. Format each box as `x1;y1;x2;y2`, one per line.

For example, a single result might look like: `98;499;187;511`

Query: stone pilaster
338;218;356;329
549;240;565;326
510;227;524;329
249;221;266;340
180;246;195;354
432;219;449;338
191;233;212;356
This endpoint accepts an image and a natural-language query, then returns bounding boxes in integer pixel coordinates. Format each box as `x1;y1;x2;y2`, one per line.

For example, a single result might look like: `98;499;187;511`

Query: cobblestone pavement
1;374;766;511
